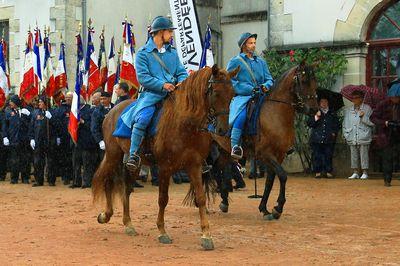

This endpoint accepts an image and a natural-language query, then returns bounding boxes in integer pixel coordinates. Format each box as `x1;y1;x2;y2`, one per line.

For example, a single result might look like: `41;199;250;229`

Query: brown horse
212;62;319;219
92;65;238;250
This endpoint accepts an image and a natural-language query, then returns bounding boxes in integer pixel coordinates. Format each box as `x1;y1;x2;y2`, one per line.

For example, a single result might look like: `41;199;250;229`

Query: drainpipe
267;0;271;48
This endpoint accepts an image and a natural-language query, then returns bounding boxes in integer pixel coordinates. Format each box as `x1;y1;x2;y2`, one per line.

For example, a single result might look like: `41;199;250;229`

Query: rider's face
243;37;256;54
162;30;174;44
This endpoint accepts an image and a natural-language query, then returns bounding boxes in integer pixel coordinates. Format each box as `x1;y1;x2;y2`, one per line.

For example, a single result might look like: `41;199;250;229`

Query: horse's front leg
264;160;287;220
157;169;172;244
259;169;276;220
122;166;137;236
187;164;214;250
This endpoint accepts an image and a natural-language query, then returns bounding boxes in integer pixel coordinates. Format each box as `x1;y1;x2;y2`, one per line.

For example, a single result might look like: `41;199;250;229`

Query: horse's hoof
125;226;137;236
201;237;214;250
263;213;275;221
219;202;229;213
158;234;172;244
272;208;282;220
97;212;108;224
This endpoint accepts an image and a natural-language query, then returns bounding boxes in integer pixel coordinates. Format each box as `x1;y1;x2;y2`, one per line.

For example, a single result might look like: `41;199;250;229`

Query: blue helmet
150;16;176;34
238;32;257;48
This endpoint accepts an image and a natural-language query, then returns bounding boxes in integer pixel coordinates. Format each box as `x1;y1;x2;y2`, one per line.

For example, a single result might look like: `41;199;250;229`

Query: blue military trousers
129;106;156;155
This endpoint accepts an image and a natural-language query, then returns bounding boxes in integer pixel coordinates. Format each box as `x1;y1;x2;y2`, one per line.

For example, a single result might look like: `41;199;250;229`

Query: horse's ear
211;64;219;76
228;65;240;79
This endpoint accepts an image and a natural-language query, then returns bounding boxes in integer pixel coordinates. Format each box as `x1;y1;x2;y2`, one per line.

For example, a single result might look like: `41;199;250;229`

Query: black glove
387;121;400;128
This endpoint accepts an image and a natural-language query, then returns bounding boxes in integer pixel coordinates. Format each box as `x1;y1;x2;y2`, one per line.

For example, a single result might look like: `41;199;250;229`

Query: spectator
307;97;340;178
343;90;374;180
114;82;130;105
0;104;7;181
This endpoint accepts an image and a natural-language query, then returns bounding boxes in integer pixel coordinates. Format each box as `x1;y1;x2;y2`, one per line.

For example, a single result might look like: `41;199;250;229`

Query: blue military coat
226;53;274;125
121;38;188;127
2;107;31;146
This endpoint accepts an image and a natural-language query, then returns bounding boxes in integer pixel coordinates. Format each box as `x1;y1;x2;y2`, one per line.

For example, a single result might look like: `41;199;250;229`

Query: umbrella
317;89;344;111
340;85;386;109
388;80;400;97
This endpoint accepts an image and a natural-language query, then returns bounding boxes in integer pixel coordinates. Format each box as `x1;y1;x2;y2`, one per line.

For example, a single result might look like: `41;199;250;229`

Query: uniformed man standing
0;105;7;181
29;96;56;187
121;16;188;170
53;92;73;185
226;32;274;159
70;96;97;188
2;95;31;184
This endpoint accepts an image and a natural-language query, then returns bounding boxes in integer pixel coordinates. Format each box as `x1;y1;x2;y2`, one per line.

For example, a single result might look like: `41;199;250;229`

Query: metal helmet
150;16;176;34
238;32;258;48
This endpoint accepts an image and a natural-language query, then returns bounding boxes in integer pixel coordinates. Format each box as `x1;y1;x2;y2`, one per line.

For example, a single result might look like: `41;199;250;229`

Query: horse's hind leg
156;169;172;244
96;157;116;224
264;160;287;220
187;165;214;250
122;166;137;236
259;169;276;220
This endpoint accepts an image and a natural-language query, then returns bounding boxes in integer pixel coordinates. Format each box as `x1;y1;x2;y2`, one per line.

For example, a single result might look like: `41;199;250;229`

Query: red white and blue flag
106;36;117;93
85;23;100;97
42;33;55;98
199;24;214;69
120;19;139;98
68;33;85;143
20;30;38;103
98;29;108;89
54;41;68;103
0;38;9;108
33;27;43;82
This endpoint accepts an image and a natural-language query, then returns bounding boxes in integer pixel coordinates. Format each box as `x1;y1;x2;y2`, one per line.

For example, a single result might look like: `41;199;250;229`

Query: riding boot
231;128;243;159
126;123;147;171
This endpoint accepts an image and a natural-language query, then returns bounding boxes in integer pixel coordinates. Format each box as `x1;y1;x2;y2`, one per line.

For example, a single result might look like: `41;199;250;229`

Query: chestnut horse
92;65;238;250
212;62;319;220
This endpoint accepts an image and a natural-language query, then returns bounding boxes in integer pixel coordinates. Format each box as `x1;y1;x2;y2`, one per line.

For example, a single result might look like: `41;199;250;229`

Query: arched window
366;0;400;90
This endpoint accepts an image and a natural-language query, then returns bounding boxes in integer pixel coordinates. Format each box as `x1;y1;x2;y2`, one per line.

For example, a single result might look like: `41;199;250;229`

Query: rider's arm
135;51;166;92
227;59;253;96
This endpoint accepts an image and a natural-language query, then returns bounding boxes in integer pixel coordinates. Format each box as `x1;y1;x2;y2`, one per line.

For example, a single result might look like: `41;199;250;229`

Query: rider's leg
231;108;247;159
126;106;156;170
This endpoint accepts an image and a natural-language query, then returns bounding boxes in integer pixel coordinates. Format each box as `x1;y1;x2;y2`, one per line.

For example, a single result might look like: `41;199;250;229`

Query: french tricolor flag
43;34;55;99
85;21;100;97
20;30;38;103
98;29;108;89
106;36;117;94
0;39;9;108
54;42;68;95
120;19;139;98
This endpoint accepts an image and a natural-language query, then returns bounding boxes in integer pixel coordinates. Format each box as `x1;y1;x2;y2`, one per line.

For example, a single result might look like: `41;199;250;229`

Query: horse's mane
155;67;212;142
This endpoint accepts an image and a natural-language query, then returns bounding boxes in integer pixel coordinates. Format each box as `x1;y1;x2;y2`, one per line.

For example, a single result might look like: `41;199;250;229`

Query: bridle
266;67;318;112
205;75;231;130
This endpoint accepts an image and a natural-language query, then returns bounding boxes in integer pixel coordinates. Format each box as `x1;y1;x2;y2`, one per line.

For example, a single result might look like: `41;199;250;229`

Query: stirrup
125;154;141;171
231;145;243;159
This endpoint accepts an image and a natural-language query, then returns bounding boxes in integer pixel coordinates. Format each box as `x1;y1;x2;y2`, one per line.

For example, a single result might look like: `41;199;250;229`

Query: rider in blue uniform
122;16;188;170
226;32;274;159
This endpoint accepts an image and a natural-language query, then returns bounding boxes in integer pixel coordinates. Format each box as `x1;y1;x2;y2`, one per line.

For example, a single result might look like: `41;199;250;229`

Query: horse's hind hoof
272;208;282;220
125;226;137;236
97;212;109;224
263;213;275;221
219;202;229;213
201;237;214;250
158;234;172;244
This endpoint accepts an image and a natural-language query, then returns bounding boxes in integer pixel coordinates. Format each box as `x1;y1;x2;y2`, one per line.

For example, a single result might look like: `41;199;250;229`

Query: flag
53;41;68;103
42;33;56;98
20;30;38;103
33;27;43;82
120;19;139;98
85;22;100;97
68;33;85;143
0;39;9;108
98;28;108;89
106;37;117;93
199;24;214;68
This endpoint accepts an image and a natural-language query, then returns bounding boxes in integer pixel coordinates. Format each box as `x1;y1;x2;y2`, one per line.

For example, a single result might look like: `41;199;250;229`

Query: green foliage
263;48;348;172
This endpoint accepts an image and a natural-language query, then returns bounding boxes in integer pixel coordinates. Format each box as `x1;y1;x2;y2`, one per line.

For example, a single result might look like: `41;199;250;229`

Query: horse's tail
92;154;125;205
183;171;217;207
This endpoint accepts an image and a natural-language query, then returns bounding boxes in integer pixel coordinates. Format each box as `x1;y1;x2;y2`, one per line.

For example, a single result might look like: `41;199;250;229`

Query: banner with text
169;0;203;72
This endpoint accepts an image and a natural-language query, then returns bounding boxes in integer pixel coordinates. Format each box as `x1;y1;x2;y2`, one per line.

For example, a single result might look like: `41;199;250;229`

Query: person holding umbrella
371;57;400;187
343;90;374;180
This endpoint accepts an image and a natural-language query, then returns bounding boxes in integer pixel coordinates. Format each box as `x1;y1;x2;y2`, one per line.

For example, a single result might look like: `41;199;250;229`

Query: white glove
45;111;52;119
30;139;35;150
99;140;105;150
20;108;30;116
56;138;61;146
3;137;9;146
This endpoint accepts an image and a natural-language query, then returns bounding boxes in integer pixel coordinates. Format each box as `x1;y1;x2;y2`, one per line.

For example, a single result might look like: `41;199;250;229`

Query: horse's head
292;61;319;115
206;64;239;135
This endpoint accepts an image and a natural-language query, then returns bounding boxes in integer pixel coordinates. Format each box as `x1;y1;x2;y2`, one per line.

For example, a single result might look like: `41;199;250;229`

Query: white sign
169;0;203;72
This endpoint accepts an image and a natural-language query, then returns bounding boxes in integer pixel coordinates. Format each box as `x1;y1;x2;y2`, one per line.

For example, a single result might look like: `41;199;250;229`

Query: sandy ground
1;175;400;265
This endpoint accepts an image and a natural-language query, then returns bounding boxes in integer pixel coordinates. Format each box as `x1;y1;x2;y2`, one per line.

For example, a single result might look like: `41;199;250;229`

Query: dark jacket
91;104;114;143
307;110;340;144
370;98;400;148
115;95;130;105
0;110;4;148
75;104;96;150
52;103;71;147
2;107;31;146
28;108;56;149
